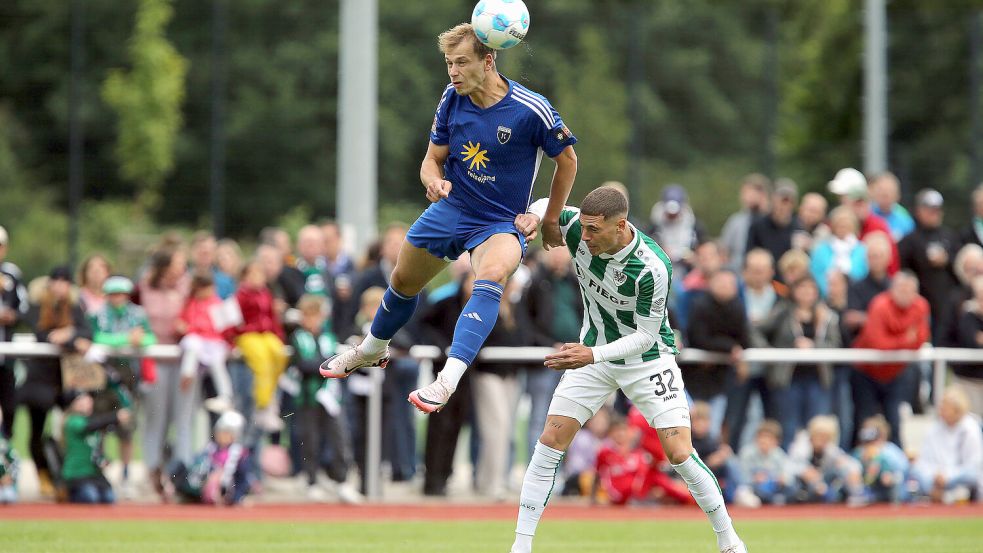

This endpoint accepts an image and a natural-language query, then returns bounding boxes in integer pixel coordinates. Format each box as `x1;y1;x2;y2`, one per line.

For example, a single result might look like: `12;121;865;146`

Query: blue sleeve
518;92;576;157
429;86;454;145
537;104;577;158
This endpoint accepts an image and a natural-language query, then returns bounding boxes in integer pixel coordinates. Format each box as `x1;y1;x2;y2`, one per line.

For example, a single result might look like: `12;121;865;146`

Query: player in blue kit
320;23;578;414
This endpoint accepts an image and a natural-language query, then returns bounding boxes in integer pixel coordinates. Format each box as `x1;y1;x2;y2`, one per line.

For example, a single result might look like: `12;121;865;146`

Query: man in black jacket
685;269;750;441
0;226;27;439
417;273;475;495
898;189;961;343
745;181;803;277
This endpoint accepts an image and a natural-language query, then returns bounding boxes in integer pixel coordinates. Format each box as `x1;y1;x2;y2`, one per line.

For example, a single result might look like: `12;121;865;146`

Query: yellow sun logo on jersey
461;141;490;171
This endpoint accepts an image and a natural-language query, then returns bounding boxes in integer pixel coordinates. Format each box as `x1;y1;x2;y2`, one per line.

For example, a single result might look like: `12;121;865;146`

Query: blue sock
447;280;504;366
369;286;420;340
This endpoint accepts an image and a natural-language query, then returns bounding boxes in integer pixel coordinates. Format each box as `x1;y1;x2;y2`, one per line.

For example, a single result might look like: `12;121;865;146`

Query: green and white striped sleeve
635;264;670;322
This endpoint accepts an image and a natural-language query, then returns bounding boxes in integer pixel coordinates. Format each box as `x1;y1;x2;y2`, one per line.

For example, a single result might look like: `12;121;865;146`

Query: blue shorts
405;200;527;261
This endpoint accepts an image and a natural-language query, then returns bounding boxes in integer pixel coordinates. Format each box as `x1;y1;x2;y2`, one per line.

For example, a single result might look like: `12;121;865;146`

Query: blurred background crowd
0;169;981;508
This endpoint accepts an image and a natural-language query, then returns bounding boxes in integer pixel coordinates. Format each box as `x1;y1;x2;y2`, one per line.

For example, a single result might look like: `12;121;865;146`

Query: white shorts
548;355;690;429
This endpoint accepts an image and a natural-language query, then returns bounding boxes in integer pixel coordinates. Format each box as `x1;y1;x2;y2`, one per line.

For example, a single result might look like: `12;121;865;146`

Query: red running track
1;502;981;522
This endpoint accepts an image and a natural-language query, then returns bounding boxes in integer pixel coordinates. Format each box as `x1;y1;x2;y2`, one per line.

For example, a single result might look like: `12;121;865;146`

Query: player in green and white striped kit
509;186;747;553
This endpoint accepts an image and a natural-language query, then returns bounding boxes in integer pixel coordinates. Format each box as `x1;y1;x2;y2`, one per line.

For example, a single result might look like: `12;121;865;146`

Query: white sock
360;331;390;356
672;451;740;549
511;533;533;553
513;441;565;550
438;357;469;391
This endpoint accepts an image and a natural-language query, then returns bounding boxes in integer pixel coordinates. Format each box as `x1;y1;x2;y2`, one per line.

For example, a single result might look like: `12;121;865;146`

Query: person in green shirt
289;294;360;503
61;391;130;503
87;276;156;496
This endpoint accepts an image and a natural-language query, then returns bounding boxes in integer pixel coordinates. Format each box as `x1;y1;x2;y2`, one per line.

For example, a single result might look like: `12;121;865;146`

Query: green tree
102;0;188;205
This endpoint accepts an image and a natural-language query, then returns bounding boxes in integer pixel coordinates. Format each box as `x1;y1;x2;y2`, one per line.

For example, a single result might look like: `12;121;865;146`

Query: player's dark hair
581;186;629;220
438;23;495;61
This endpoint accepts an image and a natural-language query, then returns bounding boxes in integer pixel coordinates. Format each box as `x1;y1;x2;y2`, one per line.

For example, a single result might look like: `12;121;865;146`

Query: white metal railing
2;339;979;499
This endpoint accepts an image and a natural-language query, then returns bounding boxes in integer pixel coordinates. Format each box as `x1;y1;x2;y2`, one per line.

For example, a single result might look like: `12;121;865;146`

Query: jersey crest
497;125;512;144
612;269;627;286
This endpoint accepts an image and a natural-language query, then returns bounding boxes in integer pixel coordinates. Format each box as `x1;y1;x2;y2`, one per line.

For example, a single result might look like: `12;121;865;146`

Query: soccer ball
471;0;530;50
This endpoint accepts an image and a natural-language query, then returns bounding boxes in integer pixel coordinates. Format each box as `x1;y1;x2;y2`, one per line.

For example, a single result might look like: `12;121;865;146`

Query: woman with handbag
18;266;92;498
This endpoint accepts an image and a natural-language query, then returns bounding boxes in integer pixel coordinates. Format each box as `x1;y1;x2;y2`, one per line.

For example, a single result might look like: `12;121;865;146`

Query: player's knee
537;428;565;451
665;444;693;466
388;269;422;297
538;423;575;451
474;265;510;286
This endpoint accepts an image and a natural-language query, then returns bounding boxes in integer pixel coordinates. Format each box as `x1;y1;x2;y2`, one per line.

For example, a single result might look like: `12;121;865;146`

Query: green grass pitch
1;518;980;553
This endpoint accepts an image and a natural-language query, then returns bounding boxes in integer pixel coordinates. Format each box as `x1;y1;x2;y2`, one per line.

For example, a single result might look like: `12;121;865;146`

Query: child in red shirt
227;261;287;431
593;417;648;505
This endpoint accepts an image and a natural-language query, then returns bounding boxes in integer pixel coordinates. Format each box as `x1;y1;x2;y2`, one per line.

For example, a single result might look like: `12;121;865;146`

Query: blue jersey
429;76;576;222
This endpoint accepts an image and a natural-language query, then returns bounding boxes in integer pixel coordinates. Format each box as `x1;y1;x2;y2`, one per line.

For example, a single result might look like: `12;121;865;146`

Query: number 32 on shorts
649;369;679;397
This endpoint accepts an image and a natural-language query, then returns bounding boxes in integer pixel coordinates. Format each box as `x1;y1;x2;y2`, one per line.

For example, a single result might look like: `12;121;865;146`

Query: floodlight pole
863;0;888;174
338;0;380;499
337;0;379;255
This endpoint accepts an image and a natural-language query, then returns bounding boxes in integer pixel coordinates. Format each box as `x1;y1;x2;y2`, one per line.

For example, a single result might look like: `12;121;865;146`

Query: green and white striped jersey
557;206;678;366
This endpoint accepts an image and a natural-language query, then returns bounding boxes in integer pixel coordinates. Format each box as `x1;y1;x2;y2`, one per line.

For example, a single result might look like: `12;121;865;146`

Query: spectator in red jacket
626;407;695;505
592;414;693;506
850;271;930;446
228;261;287;432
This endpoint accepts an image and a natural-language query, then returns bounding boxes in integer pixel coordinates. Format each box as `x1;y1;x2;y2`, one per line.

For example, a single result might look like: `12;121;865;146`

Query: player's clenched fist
425;179;452;202
513;213;540;241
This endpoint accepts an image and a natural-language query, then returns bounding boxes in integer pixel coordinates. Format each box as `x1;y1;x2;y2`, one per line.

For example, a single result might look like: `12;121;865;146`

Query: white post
933;357;946;411
864;0;888;174
366;366;384;500
337;0;378;253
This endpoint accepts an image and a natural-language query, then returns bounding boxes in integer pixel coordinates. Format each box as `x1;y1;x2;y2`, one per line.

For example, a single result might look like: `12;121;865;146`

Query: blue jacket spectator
810;206;868;298
869;172;915;242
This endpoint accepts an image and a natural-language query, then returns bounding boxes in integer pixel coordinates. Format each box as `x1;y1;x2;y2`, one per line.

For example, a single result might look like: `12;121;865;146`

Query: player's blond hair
438;23;494;61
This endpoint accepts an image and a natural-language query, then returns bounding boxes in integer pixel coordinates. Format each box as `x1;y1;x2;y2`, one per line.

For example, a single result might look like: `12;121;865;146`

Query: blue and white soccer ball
471;0;530;50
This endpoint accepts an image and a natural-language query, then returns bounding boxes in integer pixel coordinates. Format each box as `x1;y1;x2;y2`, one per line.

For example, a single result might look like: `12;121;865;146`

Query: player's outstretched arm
541;146;578;249
420;141;452;203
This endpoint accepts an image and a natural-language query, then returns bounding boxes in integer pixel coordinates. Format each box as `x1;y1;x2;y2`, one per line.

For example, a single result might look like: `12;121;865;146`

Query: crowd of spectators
0;169;980;507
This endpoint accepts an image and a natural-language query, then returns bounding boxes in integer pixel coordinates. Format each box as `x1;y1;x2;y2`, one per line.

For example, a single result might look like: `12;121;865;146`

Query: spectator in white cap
827;168;899;274
868;172;915;241
647;184;706;267
0;225;27;439
898;188;961;343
